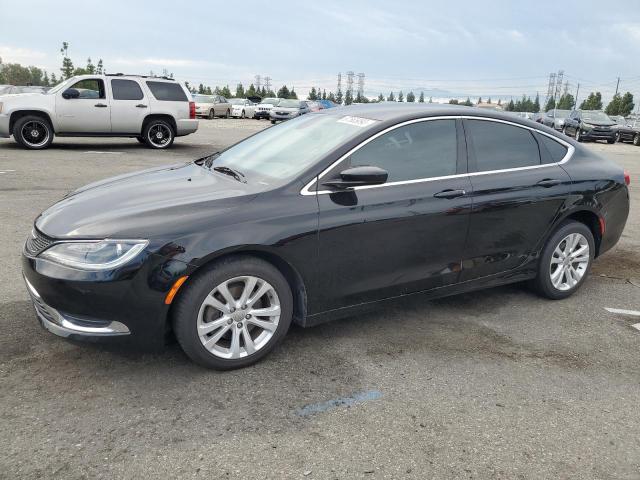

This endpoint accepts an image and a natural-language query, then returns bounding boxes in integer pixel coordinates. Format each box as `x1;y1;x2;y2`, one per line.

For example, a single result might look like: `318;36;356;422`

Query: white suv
0;74;198;149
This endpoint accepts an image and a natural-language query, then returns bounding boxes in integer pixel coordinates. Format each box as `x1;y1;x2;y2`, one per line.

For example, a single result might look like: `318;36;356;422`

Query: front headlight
40;240;148;270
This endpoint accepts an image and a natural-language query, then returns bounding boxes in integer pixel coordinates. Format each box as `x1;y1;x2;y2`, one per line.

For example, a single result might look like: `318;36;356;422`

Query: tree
556;93;574;110
477;97;483;104
43;71;50;87
378;93;385;102
462;97;473;107
406;91;416;102
544;97;556;112
50;73;58;85
308;87;317;100
344;89;353;105
96;59;103;74
328;91;336;102
506;99;515;111
246;83;257;97
85;58;95;74
336;88;343;105
198;83;205;94
398;91;404;102
606;92;634;116
428;97;433;103
418;92;424;103
448;98;459;104
387;91;395;102
580;92;603;110
487;97;492;104
289;87;298;99
60;42;74;79
277;85;290;98
533;93;540;113
322;89;327;100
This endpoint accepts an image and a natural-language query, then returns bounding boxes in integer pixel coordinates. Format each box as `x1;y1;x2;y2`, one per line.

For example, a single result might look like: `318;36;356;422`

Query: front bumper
0;113;10;137
254;110;271;119
581;129;615;141
270;112;298;121
22;250;193;348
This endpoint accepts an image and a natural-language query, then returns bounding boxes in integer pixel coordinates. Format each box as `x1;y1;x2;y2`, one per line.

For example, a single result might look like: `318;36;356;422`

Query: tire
241;110;245;119
607;138;615;144
225;109;230;119
142;119;175;149
633;134;640;146
532;221;595;300
13;115;54;150
172;256;294;370
135;136;145;144
615;132;621;143
208;109;215;120
575;128;582;142
562;126;567;136
270;120;276;124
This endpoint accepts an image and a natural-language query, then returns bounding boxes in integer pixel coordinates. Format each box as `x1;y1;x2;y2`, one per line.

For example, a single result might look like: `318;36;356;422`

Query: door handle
94;103;108;108
136;104;147;108
536;179;561;187
433;189;466;199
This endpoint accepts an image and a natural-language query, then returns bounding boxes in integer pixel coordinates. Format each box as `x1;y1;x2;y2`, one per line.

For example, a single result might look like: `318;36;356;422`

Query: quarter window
465;120;541;171
68;79;105;99
538;135;568;164
111;79;144;100
345;120;458;182
146;81;188;101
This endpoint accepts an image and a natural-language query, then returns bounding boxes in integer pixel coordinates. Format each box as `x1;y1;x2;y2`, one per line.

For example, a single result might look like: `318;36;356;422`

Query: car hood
36;162;260;239
583;120;615;127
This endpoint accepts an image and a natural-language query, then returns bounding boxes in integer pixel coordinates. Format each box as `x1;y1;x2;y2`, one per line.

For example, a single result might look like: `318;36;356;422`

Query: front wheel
13;115;54;150
270;120;276;124
241;110;245;119
225;110;230;119
172;256;293;369
562;126;567;136
633;134;640;146
575;128;583;142
607;138;615;144
615;132;621;143
142;120;175;149
532;221;595;300
208;109;215;120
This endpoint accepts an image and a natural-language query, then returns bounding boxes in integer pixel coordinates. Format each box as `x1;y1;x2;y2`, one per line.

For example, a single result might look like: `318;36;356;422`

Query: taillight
189;101;196;119
624;170;631;186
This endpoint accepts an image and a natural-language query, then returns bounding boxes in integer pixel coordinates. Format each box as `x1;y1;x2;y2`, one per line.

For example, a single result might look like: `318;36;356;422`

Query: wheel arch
142;114;177;134
170;247;308;328
553;208;603;257
9;110;55;133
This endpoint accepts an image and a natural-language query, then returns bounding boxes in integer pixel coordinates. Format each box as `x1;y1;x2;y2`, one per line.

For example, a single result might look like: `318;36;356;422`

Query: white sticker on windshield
337;116;377;127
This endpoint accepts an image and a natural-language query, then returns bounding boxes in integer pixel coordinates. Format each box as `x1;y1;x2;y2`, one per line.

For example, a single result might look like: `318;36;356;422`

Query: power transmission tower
563;81;569;95
346;71;354;97
357;73;365;98
545;72;556;110
255;75;261;91
263;76;272;93
336;73;342;93
554;70;564;103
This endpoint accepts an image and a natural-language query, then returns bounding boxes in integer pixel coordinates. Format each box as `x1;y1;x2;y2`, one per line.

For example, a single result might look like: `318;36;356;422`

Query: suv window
146;81;188;101
538;134;568;164
68;79;105;99
111;79;144;100
346;120;458;182
466;120;540;171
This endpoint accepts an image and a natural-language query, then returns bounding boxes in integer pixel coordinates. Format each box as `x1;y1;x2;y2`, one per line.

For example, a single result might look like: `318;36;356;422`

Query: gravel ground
0;119;639;479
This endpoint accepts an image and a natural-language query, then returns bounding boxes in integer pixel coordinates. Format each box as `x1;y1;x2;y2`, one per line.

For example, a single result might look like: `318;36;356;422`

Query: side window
68;79;105;99
465;120;540;172
346;120;458;182
538;134;568;164
145;81;188;101
111;79;144;100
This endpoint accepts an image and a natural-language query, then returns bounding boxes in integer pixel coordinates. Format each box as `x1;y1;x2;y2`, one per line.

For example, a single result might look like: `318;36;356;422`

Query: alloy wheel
147;123;172;147
549;233;590;291
20;120;50;148
197;276;280;359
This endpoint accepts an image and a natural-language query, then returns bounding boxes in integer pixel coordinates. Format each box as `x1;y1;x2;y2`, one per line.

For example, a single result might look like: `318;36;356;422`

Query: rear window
146;81;188;101
539;134;568;163
111;79;144;100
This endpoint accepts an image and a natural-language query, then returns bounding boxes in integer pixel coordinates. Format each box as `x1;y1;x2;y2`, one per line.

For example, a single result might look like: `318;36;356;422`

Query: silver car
193;94;231;119
269;99;310;123
542;109;571;130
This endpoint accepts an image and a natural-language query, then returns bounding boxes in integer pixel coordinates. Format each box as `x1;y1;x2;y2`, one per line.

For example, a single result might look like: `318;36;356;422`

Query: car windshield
46;79;74;95
582;111;611;122
228;98;246;105
205;114;378;185
610;116;625;123
193;95;212;103
260;98;280;105
278;100;300;108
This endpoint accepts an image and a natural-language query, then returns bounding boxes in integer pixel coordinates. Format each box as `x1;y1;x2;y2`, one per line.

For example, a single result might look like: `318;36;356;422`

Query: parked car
305;101;323;112
22;104;630;369
615;118;640;145
542;109;571;130
269;99;310;123
254;97;281;120
0;85;13;95
193;94;231;119
0;74;198;149
562;110;616;143
318;99;338;109
228;98;256;118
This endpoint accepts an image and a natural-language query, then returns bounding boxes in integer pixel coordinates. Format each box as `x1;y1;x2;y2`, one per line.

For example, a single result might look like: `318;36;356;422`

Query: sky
1;0;640;106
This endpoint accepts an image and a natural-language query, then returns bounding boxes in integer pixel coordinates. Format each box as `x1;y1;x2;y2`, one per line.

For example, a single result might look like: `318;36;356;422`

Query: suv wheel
143;120;175;149
575;128;582;142
532;221;595;300
634;134;640;146
615;132;621;142
208;109;215;120
172;256;293;369
13;115;54;150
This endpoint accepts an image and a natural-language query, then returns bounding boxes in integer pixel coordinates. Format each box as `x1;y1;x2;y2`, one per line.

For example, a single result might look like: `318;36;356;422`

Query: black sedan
22;105;630;369
562;110;617;143
615;119;640;146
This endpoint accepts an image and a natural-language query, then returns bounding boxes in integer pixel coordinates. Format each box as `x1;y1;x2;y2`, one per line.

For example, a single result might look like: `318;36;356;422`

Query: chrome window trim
300;115;575;196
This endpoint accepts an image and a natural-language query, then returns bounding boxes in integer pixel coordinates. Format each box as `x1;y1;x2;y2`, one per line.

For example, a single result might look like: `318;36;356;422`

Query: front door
460;118;572;281
55;78;111;133
315;118;472;312
108;79;148;134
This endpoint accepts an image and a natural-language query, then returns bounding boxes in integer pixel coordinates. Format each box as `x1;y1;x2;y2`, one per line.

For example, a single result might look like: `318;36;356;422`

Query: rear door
108;79;148;133
55;78;111;133
460;118;572;281
316;118;472;311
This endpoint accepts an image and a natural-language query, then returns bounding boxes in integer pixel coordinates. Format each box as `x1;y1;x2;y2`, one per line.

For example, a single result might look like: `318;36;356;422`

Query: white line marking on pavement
604;308;640;317
0;169;16;174
632;323;640;332
83;151;124;154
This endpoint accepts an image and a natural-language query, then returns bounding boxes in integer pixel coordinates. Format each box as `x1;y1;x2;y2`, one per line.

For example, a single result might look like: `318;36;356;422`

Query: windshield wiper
202;152;220;168
213;165;246;183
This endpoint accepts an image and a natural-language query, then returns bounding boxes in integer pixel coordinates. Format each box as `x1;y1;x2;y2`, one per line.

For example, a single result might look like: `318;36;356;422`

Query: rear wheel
634;134;640;146
607;138;615;144
241;110;245;119
208;109;215;120
173;256;293;369
532;221;594;300
13;115;54;150
575;128;583;142
142;119;175;149
615;132;621;142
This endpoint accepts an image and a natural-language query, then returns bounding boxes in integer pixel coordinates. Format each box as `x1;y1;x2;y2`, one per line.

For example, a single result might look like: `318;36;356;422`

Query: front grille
24;228;55;257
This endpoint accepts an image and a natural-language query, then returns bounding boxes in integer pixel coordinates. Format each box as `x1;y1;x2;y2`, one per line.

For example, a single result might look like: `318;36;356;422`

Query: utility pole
346;71;354;98
255;75;262;92
357;73;365;99
614;76;620;96
263;76;271;94
575;83;580;109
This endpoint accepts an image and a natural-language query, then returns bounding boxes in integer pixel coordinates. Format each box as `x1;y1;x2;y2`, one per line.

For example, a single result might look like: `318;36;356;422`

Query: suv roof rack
105;73;175;81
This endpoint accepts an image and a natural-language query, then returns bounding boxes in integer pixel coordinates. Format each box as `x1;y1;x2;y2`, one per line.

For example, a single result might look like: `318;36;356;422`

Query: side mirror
322;165;388;189
62;88;80;99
